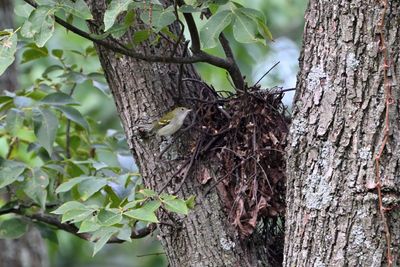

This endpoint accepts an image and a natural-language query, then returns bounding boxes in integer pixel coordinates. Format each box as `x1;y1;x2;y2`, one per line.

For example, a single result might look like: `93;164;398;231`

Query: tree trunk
87;1;270;266
0;1;49;266
0;231;48;267
284;0;400;266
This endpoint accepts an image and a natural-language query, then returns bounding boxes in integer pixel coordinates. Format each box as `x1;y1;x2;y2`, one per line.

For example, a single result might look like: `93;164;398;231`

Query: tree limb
23;0;243;88
0;205;154;243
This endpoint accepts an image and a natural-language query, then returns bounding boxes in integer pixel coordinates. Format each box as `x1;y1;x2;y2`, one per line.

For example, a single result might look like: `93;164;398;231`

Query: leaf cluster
0;40;192;255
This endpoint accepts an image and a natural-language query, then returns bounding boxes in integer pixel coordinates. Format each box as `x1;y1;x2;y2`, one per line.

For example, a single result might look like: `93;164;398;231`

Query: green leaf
78;178;108;201
232;10;258;43
0;162;26;189
0;30;17;76
162;196;188;215
78;218;101;233
178;5;203;13
200;10;233;49
132;29;151;45
42;65;63;78
62;208;93;223
0;95;13;104
14;96;34;108
257;20;273;42
0;137;9;158
32;107;59;155
0;218;28;239
104;0;133;31
103;185;122;207
185;195;196;209
124;200;160;223
53;202;96;223
57;0;93;20
51;49;63;58
14;3;35;18
92;227;118;256
116;225;132;242
59;71;88;84
141;5;175;32
139;188;156;197
23;169;49;209
123;199;146;209
55;176;92;193
97;209;123;226
15;127;36;143
55;106;89;131
21;6;56;47
5;108;24;136
235;8;273;42
52;201;87;214
236;7;265;22
40;92;79;106
21;44;49;63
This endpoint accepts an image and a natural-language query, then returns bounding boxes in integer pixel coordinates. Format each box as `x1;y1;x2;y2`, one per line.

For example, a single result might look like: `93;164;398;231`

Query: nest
190;85;289;237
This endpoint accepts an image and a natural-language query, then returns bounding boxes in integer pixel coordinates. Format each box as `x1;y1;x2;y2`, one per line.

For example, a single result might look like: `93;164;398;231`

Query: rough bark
0;1;49;266
86;1;270;266
285;0;400;266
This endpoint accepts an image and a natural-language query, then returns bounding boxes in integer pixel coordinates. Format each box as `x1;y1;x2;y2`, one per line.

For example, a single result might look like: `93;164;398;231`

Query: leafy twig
23;0;240;85
0;204;154;243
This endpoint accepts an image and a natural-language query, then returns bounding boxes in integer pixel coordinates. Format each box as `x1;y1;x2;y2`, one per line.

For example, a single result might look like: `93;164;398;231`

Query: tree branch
0;205;154;243
23;0;242;87
176;0;201;52
195;7;244;89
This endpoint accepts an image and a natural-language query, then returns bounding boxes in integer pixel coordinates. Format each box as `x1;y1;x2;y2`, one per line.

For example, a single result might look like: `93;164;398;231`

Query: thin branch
203;9;245;90
176;41;190;99
254;61;280;86
173;137;203;194
23;0;232;69
270;87;296;95
176;0;201;52
170;1;186;58
137;252;165;257
1;205;154;243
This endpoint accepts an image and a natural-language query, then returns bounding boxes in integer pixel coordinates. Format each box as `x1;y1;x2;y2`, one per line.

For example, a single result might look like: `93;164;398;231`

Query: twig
254;61;280;86
170;1;186;58
374;0;393;265
218;34;245;90
176;41;190;99
173;138;203;194
137;252;166;257
176;0;200;52
271;87;296;95
1;205;154;243
23;0;236;71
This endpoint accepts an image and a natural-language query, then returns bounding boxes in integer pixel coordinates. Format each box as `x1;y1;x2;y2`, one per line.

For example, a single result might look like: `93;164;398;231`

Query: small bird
153;107;192;137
